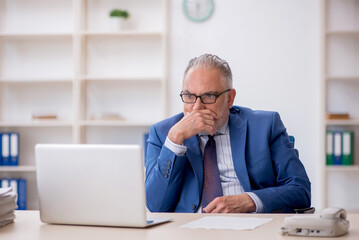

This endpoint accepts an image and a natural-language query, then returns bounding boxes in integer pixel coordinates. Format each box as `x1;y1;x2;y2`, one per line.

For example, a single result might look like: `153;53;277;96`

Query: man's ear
228;89;236;108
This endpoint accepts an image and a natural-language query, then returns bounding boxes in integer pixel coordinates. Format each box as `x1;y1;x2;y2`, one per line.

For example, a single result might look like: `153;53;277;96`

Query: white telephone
280;207;350;237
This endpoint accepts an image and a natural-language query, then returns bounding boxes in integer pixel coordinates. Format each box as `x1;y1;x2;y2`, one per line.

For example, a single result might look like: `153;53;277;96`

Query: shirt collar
198;120;228;137
217;120;228;135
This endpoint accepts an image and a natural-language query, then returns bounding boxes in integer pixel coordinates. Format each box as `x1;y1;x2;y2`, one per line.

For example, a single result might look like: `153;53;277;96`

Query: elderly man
145;54;311;213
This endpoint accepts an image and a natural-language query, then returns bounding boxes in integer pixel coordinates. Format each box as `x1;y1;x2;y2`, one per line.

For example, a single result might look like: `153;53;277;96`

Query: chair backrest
294;207;315;214
289;135;295;148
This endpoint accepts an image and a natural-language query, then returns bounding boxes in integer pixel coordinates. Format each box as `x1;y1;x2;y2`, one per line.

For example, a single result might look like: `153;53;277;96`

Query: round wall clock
183;0;215;22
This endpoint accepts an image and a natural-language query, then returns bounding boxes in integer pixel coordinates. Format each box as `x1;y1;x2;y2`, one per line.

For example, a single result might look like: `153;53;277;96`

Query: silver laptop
35;144;171;227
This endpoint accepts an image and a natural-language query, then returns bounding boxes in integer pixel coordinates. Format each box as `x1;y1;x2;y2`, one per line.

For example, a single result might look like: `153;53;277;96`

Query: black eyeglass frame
180;89;231;104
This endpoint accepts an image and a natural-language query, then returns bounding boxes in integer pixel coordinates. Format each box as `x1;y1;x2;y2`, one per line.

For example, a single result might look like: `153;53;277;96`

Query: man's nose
193;97;205;110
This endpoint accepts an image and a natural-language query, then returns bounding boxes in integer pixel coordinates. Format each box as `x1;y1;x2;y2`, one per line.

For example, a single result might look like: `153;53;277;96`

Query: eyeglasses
180;89;231;104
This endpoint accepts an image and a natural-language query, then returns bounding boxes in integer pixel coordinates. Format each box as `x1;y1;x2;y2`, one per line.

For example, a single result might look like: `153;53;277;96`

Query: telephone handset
280;207;350;237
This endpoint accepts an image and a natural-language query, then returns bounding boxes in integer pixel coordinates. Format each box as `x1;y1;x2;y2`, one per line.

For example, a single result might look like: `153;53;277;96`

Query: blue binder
333;131;342;165
10;132;19;166
1;133;11;166
0;133;2;165
17;179;27;210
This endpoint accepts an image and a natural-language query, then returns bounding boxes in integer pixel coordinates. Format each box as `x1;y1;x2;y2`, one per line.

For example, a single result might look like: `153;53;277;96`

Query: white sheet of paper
179;216;273;230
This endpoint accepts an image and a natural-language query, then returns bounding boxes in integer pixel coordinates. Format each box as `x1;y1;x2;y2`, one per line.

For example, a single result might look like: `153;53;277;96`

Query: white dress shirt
164;120;264;213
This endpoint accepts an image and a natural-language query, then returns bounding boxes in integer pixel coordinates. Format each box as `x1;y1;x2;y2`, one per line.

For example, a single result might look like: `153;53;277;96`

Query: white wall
168;0;322;209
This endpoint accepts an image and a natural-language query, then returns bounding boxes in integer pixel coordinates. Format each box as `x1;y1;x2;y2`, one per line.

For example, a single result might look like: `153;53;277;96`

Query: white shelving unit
322;0;359;210
0;0;168;210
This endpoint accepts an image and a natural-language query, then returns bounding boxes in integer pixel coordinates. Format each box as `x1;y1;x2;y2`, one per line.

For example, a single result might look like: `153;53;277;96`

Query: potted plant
109;9;130;30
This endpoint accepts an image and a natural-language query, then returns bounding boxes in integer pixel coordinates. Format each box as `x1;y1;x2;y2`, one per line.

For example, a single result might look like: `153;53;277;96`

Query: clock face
183;0;214;22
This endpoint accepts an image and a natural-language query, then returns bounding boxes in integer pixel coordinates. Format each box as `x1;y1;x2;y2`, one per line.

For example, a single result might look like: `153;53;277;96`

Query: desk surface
1;211;358;240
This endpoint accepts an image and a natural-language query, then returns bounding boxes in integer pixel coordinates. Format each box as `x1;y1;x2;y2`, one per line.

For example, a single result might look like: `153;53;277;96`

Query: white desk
1;211;359;240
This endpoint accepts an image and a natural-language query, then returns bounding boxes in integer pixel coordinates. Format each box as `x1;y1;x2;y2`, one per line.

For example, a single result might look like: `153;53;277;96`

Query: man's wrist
168;129;185;145
165;137;187;156
245;192;264;213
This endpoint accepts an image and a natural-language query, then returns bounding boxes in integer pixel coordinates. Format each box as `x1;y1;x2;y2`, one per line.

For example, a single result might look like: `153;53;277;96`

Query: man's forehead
182;69;224;92
182;89;218;94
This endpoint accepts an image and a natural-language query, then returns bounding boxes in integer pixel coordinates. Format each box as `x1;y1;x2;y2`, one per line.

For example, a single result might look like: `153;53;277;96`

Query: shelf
326;119;359;126
326;76;359;81
0;32;73;39
0;0;167;211
323;0;359;210
326;165;359;172
0;166;36;173
80;31;162;37
80;120;153;127
0;78;73;84
326;30;359;36
80;76;162;82
0;122;73;127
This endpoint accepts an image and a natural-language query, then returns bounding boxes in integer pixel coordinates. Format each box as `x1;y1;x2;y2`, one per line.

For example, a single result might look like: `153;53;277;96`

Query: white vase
109;17;124;31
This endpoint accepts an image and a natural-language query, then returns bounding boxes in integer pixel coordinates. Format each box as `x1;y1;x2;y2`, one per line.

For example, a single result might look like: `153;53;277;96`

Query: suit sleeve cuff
164;137;187;156
246;192;264;213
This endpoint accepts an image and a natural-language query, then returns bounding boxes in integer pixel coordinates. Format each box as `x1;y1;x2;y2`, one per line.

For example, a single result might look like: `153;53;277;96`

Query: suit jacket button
192;204;196;210
163;174;168;178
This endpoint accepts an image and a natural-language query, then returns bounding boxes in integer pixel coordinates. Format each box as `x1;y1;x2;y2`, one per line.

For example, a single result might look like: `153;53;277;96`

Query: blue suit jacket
145;106;311;213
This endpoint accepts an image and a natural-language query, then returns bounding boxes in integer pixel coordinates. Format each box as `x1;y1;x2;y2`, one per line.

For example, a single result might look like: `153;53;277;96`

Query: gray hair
183;54;233;88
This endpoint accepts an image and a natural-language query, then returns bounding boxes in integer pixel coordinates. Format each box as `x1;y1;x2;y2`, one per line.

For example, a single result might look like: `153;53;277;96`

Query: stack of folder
326;130;354;165
0;188;17;227
0;179;26;210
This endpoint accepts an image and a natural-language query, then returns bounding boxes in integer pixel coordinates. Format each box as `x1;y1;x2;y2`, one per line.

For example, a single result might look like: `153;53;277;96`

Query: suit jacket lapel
184;136;203;195
229;112;251;191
